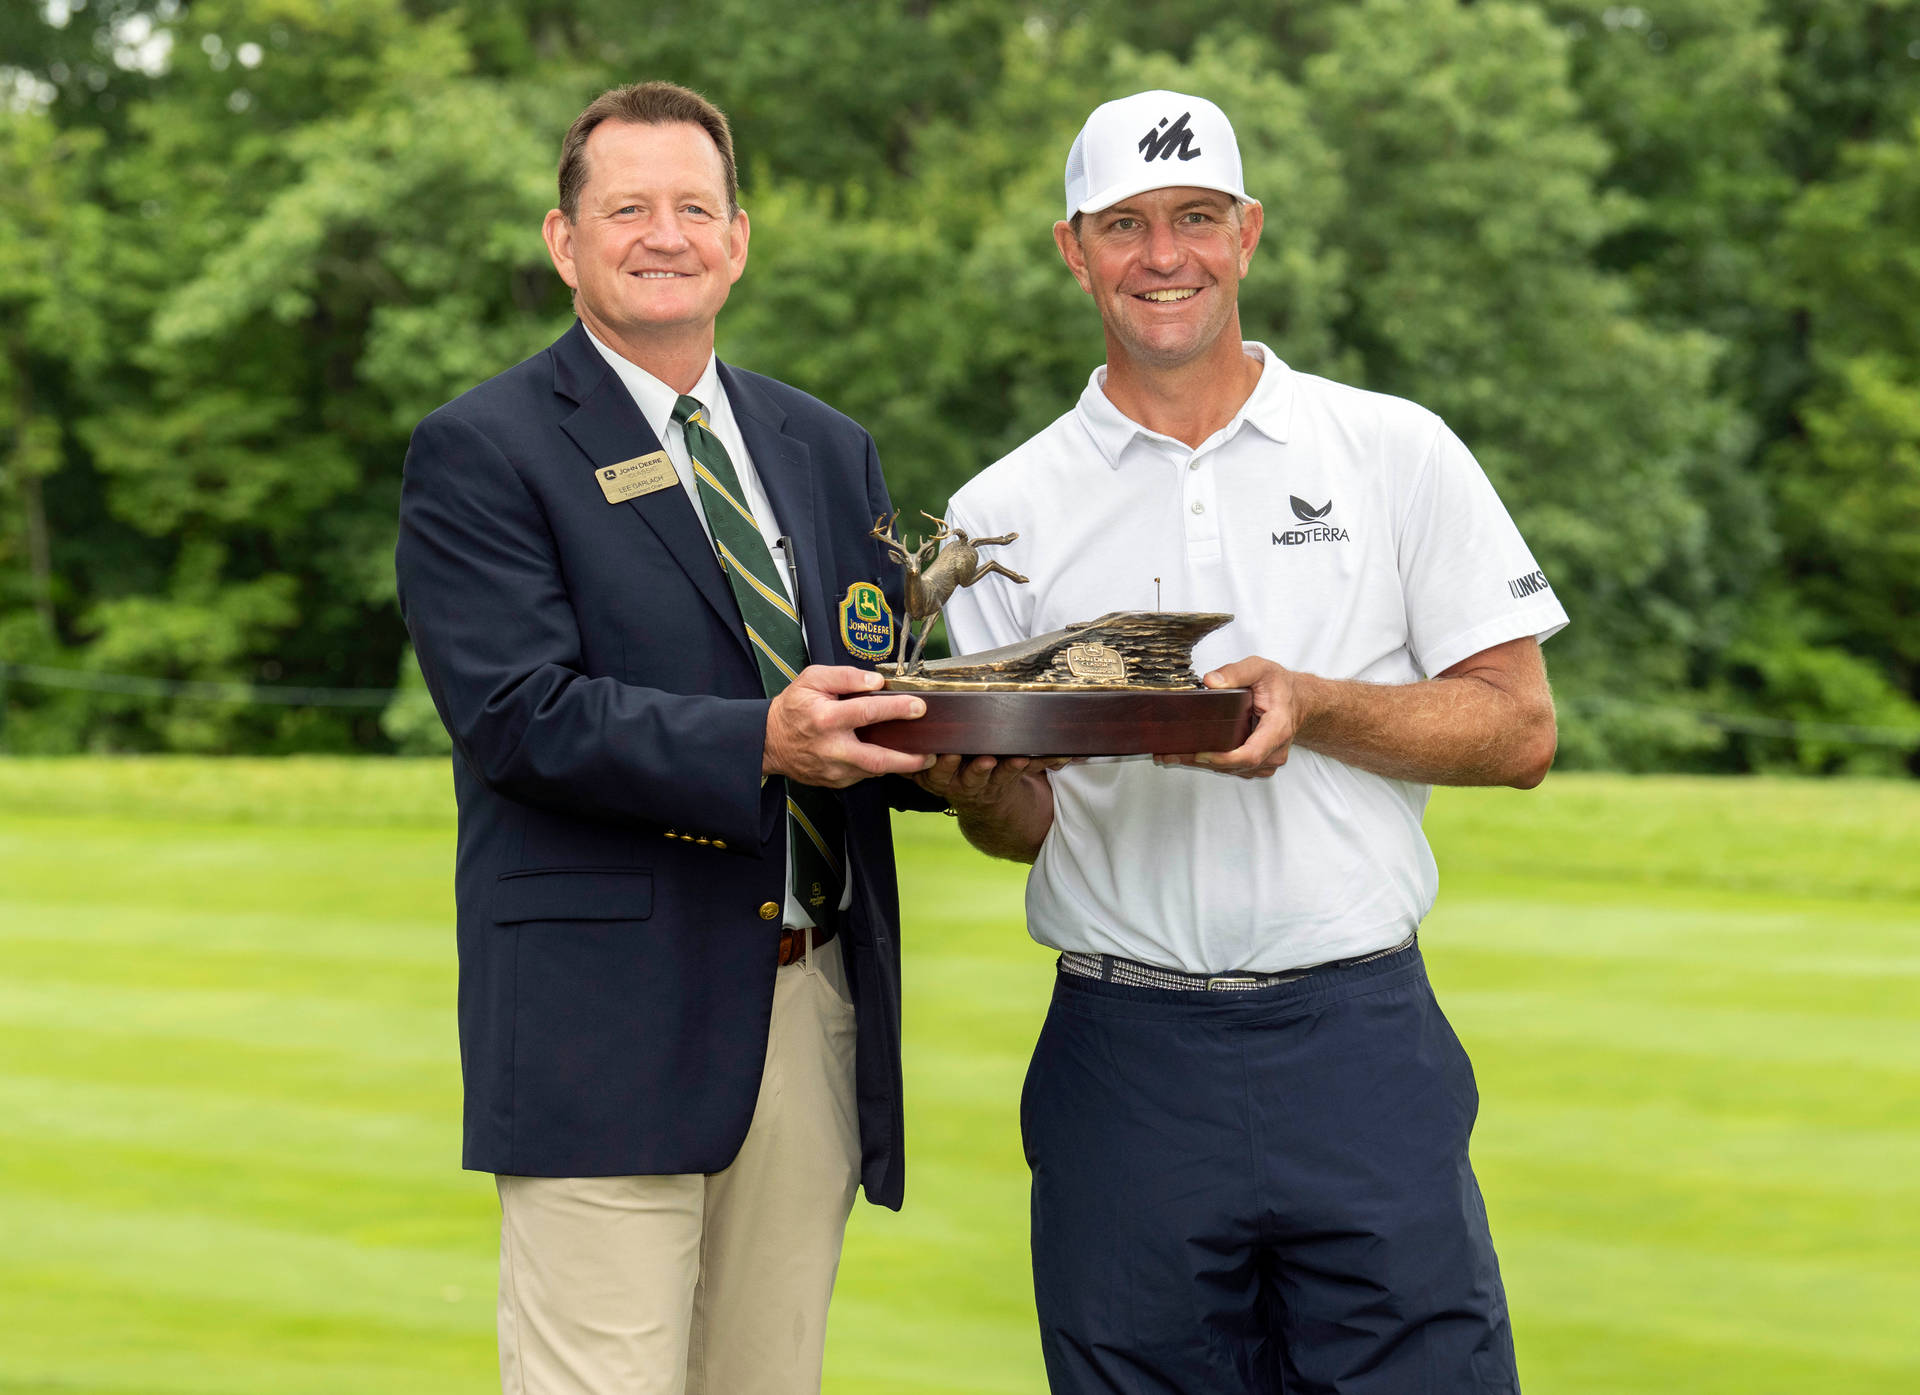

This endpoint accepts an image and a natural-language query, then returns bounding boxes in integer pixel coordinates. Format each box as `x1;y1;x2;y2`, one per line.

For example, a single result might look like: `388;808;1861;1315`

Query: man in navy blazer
394;82;939;1395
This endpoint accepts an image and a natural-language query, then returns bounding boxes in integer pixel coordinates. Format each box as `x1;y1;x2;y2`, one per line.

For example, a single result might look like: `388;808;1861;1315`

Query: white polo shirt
942;344;1569;973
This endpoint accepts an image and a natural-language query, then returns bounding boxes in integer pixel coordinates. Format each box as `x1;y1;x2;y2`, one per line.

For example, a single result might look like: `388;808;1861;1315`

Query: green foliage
1300;1;1753;708
1719;595;1920;774
381;645;453;756
1;0;1916;771
1772;118;1920;695
1773;0;1920;177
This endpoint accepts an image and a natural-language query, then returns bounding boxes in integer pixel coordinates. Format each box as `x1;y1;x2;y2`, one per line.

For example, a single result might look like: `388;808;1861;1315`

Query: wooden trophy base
858;687;1255;757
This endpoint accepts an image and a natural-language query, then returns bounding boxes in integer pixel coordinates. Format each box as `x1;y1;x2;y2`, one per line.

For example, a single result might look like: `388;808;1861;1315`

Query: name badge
594;452;676;504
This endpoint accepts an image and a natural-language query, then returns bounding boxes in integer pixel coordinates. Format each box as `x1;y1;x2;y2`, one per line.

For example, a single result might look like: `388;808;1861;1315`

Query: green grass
1;761;1915;1394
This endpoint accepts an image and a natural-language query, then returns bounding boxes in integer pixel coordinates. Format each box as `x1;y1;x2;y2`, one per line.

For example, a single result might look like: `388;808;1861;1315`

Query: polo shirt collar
582;324;722;446
1076;341;1294;469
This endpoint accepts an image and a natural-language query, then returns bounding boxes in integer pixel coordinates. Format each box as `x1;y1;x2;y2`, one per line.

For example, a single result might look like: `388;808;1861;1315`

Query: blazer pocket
492;868;653;924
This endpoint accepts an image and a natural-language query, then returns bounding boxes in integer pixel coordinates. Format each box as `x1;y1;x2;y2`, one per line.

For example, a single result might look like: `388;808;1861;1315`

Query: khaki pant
496;935;861;1395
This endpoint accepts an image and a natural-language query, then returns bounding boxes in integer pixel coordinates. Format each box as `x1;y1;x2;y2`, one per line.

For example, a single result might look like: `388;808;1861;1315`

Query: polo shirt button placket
1183;449;1220;556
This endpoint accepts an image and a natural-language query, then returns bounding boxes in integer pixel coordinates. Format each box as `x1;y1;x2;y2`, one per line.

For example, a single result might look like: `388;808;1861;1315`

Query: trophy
850;514;1254;756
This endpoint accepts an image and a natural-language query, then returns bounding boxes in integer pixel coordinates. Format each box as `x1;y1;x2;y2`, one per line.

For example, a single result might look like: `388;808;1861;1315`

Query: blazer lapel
722;363;836;665
552;325;746;654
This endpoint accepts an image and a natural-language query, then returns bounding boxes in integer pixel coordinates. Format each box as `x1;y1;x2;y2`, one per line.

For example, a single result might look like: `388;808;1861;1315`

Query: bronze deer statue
870;512;1027;670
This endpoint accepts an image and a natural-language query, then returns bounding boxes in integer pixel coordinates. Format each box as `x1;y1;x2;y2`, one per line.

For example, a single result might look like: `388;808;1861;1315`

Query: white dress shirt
584;327;847;928
584;326;796;600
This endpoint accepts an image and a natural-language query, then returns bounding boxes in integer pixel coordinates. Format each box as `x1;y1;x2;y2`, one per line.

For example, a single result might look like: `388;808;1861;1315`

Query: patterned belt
1058;933;1418;993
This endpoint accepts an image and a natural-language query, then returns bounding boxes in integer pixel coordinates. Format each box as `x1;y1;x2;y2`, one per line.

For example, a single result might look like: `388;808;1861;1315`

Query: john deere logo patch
839;582;895;661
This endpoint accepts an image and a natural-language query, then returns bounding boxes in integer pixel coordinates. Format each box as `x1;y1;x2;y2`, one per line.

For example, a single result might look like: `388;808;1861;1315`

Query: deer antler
918;511;954;546
869;512;912;562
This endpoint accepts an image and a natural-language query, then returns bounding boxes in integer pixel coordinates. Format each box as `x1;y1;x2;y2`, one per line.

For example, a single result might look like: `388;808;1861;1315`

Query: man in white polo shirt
928;90;1568;1394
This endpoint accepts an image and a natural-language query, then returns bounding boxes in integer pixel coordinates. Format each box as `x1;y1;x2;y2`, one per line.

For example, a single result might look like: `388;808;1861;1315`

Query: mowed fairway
0;761;1914;1394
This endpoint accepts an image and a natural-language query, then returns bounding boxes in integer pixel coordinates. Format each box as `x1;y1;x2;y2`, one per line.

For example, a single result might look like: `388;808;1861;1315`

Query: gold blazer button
758;902;780;921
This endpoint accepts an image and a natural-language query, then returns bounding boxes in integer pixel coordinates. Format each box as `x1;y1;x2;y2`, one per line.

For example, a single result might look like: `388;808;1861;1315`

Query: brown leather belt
777;924;837;967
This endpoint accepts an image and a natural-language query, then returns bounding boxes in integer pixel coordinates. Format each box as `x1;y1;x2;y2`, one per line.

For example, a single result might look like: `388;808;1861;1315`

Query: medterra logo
1272;496;1351;546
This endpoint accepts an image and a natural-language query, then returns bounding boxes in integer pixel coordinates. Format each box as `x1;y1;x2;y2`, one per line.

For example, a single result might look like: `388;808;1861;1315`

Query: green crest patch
839;582;895;661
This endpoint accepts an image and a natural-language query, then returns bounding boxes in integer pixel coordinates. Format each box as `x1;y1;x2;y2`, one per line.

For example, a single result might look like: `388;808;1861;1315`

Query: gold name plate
595;451;677;504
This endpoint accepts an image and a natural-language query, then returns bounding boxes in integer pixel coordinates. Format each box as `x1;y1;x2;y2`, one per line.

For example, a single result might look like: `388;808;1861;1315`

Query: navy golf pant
1022;943;1518;1394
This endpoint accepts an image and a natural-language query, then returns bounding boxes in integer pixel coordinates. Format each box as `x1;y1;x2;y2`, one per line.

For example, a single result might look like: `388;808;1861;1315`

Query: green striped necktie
673;394;844;928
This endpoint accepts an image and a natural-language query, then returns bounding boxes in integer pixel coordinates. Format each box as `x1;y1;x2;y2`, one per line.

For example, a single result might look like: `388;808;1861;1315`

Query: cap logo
1137;112;1202;163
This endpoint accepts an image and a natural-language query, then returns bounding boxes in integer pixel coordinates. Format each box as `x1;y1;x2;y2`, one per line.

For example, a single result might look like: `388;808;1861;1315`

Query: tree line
2;0;1917;772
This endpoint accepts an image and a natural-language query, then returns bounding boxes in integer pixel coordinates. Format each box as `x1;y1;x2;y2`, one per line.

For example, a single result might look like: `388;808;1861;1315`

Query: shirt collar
582;323;722;445
1076;341;1294;469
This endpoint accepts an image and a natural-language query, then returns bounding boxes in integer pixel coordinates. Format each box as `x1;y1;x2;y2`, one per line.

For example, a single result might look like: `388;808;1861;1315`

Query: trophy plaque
849;514;1254;757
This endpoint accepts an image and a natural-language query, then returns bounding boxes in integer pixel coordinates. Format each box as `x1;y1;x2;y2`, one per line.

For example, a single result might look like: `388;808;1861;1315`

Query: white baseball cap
1063;90;1251;219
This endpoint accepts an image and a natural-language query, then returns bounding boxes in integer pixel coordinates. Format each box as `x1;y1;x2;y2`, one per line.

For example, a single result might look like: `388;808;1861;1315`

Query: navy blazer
395;321;935;1208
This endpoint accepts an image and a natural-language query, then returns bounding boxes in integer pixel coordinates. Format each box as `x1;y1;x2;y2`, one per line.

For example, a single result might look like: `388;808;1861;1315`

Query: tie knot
672;395;708;429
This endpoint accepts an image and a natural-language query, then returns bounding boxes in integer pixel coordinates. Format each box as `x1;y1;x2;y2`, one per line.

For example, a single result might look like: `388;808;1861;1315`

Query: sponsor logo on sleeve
1508;569;1552;600
1271;496;1351;546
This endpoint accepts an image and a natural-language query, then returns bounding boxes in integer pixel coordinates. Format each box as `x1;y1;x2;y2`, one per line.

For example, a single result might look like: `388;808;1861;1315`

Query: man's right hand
763;666;935;788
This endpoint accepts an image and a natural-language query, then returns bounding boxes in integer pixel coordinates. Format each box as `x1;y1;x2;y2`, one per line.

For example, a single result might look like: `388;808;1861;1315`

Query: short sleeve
1397;424;1569;678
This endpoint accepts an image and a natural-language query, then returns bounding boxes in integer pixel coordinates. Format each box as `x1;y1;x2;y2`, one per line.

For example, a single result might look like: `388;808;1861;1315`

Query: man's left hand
1157;639;1556;788
1156;657;1310;779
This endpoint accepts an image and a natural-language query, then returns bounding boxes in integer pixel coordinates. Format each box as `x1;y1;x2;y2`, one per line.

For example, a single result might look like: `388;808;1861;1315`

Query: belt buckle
1205;974;1258;992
